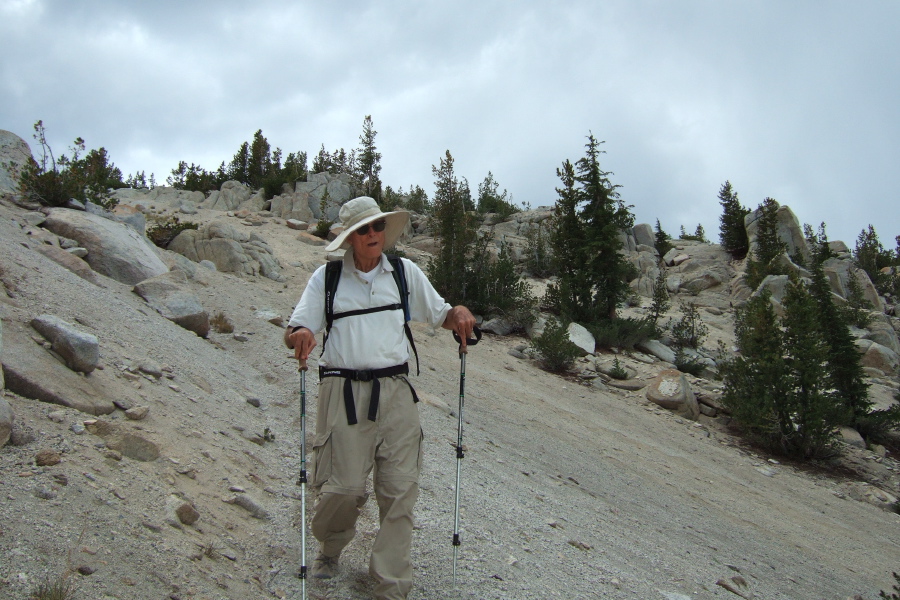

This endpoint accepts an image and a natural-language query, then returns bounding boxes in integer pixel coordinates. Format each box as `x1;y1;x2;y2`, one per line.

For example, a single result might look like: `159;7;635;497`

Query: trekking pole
451;327;481;587
296;359;309;599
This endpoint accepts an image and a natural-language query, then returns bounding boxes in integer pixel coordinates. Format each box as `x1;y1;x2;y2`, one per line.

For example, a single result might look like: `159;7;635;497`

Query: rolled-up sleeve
402;258;452;328
287;265;327;334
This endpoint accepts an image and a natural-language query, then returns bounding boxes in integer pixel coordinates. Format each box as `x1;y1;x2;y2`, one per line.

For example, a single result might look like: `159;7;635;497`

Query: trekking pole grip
452;327;482;348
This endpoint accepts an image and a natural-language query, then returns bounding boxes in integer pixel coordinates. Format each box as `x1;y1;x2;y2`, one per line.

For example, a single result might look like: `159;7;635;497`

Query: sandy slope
1;199;899;600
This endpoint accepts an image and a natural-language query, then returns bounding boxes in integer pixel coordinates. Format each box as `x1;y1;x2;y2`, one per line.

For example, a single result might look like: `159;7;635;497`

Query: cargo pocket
310;430;333;489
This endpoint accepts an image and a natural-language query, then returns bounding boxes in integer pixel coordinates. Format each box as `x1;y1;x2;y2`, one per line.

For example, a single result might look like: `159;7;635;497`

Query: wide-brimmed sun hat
324;196;409;252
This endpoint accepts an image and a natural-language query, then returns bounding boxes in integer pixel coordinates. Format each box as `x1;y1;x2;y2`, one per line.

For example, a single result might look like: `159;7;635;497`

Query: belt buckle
356;370;373;382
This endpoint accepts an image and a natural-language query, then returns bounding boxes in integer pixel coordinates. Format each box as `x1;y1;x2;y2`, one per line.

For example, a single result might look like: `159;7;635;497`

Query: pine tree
546;134;634;323
780;276;842;457
524;221;553;278
248;129;271;189
357;115;383;204
744;197;788;289
808;258;871;428
721;291;791;446
854;225;891;293
228;142;250;184
721;279;841;458
649;268;670;330
575;133;634;320
718;180;750;257
476;171;516;217
654;219;673;257
694;224;707;243
546;159;588;321
427;150;476;306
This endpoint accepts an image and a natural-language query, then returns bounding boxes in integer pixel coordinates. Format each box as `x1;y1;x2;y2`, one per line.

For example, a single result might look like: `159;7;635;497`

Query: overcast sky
2;0;898;247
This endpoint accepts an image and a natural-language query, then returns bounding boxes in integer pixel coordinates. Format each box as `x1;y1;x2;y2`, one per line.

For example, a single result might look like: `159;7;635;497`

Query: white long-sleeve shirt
288;251;451;370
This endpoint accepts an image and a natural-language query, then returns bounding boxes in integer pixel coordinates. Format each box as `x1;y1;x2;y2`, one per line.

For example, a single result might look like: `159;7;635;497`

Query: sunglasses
355;220;387;235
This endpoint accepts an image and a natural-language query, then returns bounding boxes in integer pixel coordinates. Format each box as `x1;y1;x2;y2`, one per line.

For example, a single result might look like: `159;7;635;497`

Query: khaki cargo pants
310;375;423;600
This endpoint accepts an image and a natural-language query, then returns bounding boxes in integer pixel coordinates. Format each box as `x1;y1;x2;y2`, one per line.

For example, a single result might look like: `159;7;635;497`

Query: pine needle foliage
146;216;199;249
744;197;788;290
531;317;580;372
671;301;708;349
721;282;842;459
18;120;124;209
649;268;670;330
427;150;477;306
654;219;674;257
717;180;750;258
426;151;535;325
545;133;634;324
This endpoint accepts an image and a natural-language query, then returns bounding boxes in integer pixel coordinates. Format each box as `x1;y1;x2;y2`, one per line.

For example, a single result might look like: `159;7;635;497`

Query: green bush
649;268;670;332
531;317;579;372
844;269;874;328
856;402;900;444
18;120;123;209
674;347;707;377
608;357;628;380
589;316;656;350
146;216;198;249
654;219;674;257
671;301;708;349
466;233;536;330
720;284;845;459
524;222;554;278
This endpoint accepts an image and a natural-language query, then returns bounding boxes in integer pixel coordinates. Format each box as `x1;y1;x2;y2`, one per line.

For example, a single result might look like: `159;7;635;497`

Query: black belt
319;364;417;425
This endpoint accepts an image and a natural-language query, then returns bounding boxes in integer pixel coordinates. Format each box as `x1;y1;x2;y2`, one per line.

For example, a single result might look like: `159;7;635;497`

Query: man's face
348;219;386;263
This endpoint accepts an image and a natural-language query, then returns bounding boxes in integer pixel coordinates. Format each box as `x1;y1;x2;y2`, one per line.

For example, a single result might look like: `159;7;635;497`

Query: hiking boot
311;553;339;579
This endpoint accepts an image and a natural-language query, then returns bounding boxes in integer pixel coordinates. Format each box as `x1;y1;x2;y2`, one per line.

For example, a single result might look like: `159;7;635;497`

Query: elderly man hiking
284;196;477;600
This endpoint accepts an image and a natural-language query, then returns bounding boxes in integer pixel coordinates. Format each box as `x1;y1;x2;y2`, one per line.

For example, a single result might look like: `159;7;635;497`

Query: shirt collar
342;249;394;273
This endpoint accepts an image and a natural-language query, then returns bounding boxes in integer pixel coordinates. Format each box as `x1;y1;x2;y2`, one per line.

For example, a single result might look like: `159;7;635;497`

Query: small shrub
589;316;656;350
671;301;708;349
856;403;900;444
18;120;123;209
210;311;234;334
649;269;670;331
674;347;707;377
844;269;874;328
466;233;536;330
313;190;334;239
531;317;579;372
146;216;198;249
524;222;553;278
609;357;628;380
30;574;76;600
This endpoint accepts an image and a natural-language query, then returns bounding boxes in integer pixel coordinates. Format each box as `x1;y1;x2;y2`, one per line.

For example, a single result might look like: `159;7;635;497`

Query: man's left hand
442;305;477;352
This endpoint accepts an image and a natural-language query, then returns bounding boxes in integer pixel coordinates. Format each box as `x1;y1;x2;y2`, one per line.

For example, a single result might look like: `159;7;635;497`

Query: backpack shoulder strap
386;255;419;375
386;255;410;322
323;259;343;350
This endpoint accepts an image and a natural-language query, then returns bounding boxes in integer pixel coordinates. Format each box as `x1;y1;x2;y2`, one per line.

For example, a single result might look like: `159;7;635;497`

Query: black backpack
323;254;419;374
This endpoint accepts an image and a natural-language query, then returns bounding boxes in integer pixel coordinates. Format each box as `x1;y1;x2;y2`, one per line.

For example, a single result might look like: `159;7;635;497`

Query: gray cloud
2;0;898;245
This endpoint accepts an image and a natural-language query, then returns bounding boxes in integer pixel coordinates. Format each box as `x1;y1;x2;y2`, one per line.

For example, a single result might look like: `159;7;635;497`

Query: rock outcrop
132;271;210;338
168;221;283;281
30;314;100;373
0;130;32;197
42;207;169;285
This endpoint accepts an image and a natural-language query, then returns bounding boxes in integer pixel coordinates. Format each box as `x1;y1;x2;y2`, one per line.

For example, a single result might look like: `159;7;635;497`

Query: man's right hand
285;326;317;362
